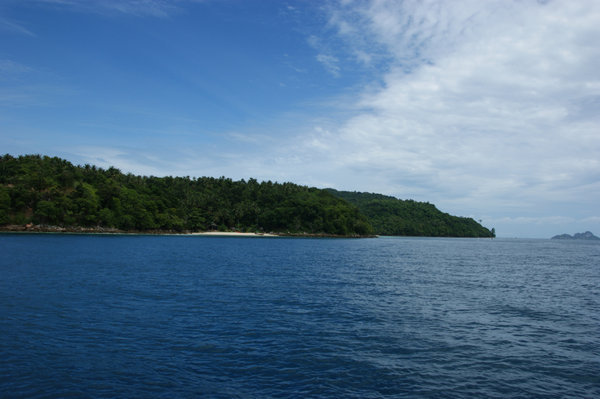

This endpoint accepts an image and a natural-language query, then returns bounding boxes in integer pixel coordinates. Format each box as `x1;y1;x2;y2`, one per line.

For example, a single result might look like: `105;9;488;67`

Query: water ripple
1;235;599;398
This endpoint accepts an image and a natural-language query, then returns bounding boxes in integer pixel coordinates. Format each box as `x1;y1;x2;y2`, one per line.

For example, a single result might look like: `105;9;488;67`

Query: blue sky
1;0;599;238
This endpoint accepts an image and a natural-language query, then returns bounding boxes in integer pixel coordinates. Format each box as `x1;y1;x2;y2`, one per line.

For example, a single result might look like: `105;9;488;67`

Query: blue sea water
1;234;599;398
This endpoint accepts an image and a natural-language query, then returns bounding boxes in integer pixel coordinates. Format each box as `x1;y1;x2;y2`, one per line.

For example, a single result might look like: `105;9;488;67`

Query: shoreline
190;231;278;237
0;224;375;238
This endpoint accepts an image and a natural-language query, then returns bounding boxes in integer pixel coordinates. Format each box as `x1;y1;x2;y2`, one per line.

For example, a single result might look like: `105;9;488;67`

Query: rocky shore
0;224;376;238
0;224;189;235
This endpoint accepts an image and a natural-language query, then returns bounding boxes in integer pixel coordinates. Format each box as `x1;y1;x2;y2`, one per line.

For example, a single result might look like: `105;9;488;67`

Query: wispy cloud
0;16;36;36
490;216;577;226
308;34;343;77
71;146;174;176
315;53;340;77
0;60;33;76
25;0;201;18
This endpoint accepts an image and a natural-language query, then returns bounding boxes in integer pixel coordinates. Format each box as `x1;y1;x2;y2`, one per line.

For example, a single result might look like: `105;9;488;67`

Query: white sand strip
190;232;278;237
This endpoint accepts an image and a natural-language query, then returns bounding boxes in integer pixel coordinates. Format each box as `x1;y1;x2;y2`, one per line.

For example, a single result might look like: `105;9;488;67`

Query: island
0;154;494;238
551;231;600;240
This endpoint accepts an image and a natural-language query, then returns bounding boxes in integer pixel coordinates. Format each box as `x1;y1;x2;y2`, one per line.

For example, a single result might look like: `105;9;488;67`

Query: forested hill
0;154;494;237
326;189;495;238
0;155;373;236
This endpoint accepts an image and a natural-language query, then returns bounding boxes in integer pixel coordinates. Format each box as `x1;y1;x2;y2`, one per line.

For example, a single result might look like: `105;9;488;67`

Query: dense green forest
0;155;372;236
0;154;494;237
327;189;495;238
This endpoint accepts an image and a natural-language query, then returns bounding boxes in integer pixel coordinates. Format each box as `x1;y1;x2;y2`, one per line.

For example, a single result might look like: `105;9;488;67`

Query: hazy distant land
551;231;599;240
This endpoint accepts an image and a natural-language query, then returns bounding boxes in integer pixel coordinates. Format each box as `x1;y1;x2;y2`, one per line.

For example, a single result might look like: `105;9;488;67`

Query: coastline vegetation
0;154;372;236
0;154;494;237
326;189;495;238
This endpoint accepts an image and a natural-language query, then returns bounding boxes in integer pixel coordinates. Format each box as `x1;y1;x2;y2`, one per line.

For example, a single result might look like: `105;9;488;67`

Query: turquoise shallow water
1;234;599;398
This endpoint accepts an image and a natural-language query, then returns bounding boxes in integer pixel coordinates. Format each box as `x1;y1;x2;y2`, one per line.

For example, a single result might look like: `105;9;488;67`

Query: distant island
0;154;494;238
551;231;599;240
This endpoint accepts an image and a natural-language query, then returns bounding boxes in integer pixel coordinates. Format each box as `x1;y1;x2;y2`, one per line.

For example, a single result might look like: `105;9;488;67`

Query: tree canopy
0;154;372;236
0;154;494;237
326;189;495;238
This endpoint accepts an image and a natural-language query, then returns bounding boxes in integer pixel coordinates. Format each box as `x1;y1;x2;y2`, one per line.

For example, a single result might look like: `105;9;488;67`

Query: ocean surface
1;234;598;398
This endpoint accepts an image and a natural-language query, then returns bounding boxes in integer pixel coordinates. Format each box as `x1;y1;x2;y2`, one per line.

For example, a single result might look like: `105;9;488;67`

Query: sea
1;234;598;398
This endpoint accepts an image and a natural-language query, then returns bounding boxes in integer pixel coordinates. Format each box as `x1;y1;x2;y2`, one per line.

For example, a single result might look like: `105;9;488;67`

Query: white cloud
204;0;599;237
292;0;600;214
7;0;596;238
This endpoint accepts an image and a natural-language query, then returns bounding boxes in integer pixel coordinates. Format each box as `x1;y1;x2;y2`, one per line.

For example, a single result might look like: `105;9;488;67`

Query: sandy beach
0;225;371;237
190;231;279;237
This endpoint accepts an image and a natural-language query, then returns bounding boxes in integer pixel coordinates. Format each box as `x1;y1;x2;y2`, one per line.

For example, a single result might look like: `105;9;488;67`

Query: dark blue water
1;235;599;398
